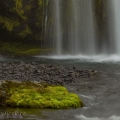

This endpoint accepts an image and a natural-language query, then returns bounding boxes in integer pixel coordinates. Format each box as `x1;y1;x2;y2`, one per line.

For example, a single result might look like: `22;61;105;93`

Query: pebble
0;62;97;85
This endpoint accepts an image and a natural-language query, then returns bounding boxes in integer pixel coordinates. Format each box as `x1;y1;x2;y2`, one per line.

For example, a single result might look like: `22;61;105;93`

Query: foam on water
35;54;120;63
78;94;98;108
75;115;120;120
79;94;96;100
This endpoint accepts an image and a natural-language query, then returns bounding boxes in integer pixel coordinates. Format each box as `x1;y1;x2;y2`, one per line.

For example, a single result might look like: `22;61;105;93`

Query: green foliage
15;49;41;56
0;16;20;31
38;0;43;7
0;0;48;42
12;0;26;20
0;42;37;55
0;81;83;109
25;5;32;11
0;42;22;54
18;25;32;38
15;48;54;56
0;42;54;56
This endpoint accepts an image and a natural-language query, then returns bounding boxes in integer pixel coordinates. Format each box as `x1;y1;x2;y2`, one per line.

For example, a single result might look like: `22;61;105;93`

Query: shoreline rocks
0;62;97;85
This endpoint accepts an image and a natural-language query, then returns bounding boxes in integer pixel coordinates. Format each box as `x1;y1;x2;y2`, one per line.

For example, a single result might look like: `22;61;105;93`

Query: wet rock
31;62;37;65
0;62;96;85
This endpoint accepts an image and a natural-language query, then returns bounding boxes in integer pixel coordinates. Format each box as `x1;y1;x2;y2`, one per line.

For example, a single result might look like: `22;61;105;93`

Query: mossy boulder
0;81;83;109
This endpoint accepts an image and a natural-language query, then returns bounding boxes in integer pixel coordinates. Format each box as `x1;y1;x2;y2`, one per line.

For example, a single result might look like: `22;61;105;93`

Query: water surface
0;55;120;120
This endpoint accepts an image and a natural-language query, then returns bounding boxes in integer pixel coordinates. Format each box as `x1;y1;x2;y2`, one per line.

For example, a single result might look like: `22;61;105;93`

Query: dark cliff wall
0;0;48;43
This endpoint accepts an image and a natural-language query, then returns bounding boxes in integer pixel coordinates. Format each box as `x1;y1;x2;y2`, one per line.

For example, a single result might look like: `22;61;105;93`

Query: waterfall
45;0;120;57
110;0;120;55
48;0;95;56
53;0;62;55
70;0;95;55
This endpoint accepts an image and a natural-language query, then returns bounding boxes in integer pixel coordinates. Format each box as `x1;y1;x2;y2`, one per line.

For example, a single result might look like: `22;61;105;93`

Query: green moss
0;81;83;109
12;0;27;20
38;0;43;7
0;42;22;54
14;49;41;56
15;48;53;56
0;42;53;56
0;16;20;31
25;5;32;11
18;25;32;38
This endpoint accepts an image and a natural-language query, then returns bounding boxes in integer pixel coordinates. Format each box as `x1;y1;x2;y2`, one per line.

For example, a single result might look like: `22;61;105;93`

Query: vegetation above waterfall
0;80;83;109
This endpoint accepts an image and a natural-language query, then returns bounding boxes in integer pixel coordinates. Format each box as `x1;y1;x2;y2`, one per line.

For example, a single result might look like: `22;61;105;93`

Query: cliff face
0;0;47;42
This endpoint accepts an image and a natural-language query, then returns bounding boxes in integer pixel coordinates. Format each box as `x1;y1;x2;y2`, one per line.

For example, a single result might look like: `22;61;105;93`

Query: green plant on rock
12;0;27;20
18;25;32;38
0;80;83;109
14;48;53;56
14;49;41;56
0;16;20;31
0;42;54;56
38;0;43;7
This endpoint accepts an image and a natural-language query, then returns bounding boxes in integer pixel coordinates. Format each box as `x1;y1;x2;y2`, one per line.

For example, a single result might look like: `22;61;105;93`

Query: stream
0;55;120;120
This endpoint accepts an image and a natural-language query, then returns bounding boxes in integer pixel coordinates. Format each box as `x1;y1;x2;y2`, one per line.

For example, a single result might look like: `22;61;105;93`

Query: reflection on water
0;108;48;120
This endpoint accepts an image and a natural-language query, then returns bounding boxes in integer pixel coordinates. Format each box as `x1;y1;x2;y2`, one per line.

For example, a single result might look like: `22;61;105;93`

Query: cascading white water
50;0;95;56
70;0;95;55
110;0;120;55
46;0;120;59
53;0;62;55
70;0;79;54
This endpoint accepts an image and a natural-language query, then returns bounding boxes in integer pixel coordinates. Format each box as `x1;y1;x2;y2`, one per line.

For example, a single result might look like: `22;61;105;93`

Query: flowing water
69;0;95;55
48;0;95;55
0;55;120;120
46;0;120;57
52;0;62;55
110;0;120;55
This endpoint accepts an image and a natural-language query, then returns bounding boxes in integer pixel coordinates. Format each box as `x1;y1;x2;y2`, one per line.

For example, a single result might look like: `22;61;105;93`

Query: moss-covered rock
0;80;83;109
14;48;53;56
0;42;53;56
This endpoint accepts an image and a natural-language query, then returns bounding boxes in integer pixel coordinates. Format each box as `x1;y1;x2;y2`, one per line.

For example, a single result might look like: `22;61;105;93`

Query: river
0;55;120;120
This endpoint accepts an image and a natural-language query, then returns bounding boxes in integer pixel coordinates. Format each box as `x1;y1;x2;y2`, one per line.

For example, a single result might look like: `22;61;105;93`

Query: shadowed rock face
0;0;46;42
0;62;97;85
0;0;109;43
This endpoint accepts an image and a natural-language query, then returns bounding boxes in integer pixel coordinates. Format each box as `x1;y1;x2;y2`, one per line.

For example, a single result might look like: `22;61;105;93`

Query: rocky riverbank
0;62;97;85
